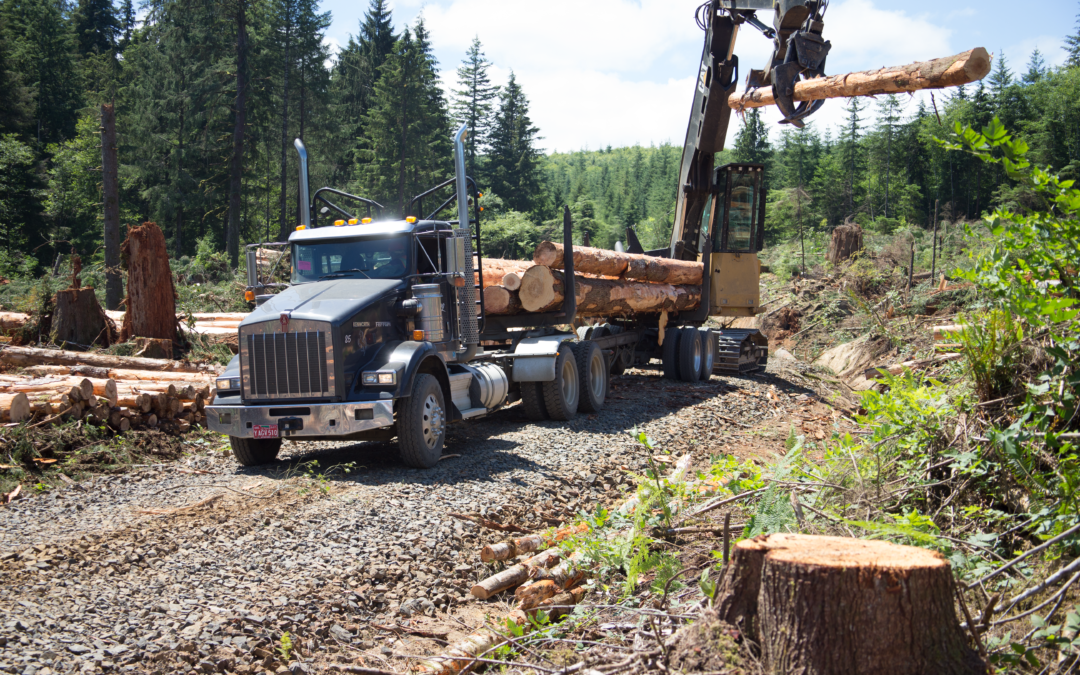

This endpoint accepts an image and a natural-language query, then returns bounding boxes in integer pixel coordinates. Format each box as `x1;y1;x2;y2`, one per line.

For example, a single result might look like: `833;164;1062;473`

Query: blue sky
318;0;1078;152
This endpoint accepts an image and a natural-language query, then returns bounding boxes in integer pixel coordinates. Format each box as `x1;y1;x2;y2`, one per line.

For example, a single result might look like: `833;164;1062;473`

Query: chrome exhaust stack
294;138;310;229
453;125;470;228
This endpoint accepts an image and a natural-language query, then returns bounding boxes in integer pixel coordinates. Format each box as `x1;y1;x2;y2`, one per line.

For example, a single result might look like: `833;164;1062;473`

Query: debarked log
533;241;703;285
729;48;992;111
518;266;700;316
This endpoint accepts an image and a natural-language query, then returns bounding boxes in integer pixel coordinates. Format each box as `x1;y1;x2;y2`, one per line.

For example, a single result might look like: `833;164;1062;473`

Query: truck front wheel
398;373;446;469
230;436;282;467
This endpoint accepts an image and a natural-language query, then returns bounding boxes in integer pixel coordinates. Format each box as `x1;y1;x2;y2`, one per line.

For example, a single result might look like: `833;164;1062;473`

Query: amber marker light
412;330;425;341
348;218;358;225
244;290;255;302
361;217;372;224
333;219;345;226
405;216;417;223
295;224;306;231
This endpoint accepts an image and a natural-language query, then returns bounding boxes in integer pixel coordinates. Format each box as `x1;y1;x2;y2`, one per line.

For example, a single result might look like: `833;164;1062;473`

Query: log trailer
207;0;830;468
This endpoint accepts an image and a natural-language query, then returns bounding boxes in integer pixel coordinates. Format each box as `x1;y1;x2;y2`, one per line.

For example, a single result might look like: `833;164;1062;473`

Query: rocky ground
0;358;850;675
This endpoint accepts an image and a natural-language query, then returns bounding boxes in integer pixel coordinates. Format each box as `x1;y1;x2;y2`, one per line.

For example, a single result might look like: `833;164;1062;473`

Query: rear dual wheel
662;327;715;382
520;342;608;421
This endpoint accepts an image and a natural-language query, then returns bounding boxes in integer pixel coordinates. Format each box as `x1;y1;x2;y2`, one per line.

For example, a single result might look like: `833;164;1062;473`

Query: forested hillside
3;0;1080;274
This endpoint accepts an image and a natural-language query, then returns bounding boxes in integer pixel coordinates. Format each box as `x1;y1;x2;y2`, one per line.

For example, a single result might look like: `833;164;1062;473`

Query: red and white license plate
253;424;279;439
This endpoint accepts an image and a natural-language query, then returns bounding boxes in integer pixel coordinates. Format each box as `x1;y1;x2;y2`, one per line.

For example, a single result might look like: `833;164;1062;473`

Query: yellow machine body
708;251;760;317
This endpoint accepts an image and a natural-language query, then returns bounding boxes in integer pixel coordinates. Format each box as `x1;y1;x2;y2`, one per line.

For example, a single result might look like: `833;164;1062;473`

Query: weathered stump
120;222;178;343
51;288;114;348
133;337;173;360
827;222;863;264
714;533;986;675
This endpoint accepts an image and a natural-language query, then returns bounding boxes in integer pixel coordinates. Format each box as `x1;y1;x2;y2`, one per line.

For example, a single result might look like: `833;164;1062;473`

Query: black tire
542;344;580;421
678;327;703;383
519;381;549;421
574;341;608;413
230;436;282;467
662;327;682;380
699;328;716;380
576;326;594;341
398;373;446;469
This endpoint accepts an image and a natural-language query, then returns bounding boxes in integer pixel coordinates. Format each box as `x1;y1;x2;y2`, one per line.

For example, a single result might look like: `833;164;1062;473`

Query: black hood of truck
242;279;405;327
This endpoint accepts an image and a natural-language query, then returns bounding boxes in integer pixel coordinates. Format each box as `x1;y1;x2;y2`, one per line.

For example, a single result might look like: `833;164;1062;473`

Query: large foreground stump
714;534;986;675
120;222;178;344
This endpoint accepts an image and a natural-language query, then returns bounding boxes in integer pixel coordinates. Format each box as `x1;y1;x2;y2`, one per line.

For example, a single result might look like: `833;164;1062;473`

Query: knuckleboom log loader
207;0;829;468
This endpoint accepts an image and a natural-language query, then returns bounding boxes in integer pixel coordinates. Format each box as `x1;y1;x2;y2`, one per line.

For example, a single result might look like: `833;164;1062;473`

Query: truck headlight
215;377;241;391
362;371;397;385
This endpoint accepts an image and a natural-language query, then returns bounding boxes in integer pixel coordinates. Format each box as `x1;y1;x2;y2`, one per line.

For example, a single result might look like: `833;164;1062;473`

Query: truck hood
242;279;405;327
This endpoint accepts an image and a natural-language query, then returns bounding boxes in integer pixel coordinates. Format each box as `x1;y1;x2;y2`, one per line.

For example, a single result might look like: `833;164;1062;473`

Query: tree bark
518;266;701;317
533;241;703;285
120;222;178;344
227;0;248;268
729;48;992;111
826;222;863;264
0;346;206;372
100;104;123;310
714;533;987;675
481;522;589;562
51;288;115;348
470;548;562;600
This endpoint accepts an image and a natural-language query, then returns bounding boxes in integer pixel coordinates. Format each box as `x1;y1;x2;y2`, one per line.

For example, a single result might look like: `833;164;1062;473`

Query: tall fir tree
875;94;903;218
487;71;541;214
1023;48;1047;84
73;0;119;56
1066;5;1080;67
840;96;866;216
989;50;1013;100
732;109;771;166
0;16;35;137
118;0;135;51
451;37;499;183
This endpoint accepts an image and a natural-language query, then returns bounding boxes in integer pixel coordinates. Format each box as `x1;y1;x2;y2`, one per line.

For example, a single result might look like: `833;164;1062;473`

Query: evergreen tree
73;0;119;56
1;0;83;143
118;0;135;51
1066;6;1080;67
1023;48;1047;84
487;71;541;213
451;37;499;183
0;17;35;137
989;50;1013;100
328;0;396;186
875;94;903;218
732;108;771;165
840;97;866;215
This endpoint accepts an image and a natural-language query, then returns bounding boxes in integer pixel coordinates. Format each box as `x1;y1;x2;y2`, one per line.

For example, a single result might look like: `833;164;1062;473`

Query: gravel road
0;362;836;675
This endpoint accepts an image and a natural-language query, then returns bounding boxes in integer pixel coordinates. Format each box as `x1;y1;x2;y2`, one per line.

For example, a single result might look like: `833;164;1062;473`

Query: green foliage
487;71;542;214
276;631;293;661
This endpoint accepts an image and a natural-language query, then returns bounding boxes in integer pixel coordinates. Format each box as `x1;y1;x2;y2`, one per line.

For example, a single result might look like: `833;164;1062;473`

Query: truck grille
239;319;335;400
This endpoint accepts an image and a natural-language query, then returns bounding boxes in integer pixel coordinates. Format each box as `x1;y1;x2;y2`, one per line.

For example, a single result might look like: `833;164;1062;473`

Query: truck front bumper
206;401;394;439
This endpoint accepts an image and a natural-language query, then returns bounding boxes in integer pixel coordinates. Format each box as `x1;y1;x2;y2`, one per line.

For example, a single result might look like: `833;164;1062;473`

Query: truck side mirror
444;235;467;277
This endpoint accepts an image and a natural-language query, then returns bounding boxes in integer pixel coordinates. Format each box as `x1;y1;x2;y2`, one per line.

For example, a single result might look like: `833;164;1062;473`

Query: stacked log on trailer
482;241;704;318
0;346;218;432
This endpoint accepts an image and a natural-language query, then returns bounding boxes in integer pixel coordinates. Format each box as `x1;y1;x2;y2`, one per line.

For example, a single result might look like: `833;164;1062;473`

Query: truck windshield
292;236;411;283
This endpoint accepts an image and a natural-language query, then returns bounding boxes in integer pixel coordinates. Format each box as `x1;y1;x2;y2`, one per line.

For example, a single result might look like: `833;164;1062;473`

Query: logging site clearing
1;0;1079;672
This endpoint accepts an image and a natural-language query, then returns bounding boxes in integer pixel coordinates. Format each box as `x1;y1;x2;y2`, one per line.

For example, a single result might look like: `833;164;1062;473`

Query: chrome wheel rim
561;357;579;410
589;352;605;399
421;393;444;449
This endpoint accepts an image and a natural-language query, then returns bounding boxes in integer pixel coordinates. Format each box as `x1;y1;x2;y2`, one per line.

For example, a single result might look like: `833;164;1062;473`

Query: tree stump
827;222;863;264
51;288;115;348
133;337;173;360
714;533;986;675
120;222;178;343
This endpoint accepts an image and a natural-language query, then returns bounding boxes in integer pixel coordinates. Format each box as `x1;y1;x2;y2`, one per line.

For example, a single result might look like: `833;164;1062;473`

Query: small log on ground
534;241;703;285
827;222;863;264
483;286;522;316
714;533;986;675
0;346;207;372
51;287;115;348
481;522;590;562
470;548;562;600
518;266;700;316
729;47;992;111
120;222;177;343
0;393;30;423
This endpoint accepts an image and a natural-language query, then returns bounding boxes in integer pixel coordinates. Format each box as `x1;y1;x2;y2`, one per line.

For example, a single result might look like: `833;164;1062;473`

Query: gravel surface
0;363;841;674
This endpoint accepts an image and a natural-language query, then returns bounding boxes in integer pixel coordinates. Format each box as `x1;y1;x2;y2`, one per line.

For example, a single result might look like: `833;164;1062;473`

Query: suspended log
502;271;522;291
728;47;992;111
714;533;986;675
481;522;590;562
470;548;562;600
51;287;115;348
0;346;208;372
120;222;178;343
533;242;703;285
483;286;522;316
518;266;701;317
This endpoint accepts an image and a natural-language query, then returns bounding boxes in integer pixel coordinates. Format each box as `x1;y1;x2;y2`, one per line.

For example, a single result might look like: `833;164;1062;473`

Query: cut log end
518;266;559;313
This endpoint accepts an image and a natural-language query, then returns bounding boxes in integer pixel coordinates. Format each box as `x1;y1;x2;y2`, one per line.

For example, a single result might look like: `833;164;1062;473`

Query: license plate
253;424;279;439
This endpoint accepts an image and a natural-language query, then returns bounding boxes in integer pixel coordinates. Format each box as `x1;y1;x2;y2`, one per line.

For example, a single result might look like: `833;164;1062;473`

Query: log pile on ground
0;345;218;432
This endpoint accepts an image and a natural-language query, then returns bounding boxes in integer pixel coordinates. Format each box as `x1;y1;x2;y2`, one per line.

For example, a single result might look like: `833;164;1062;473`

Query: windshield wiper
319;268;371;280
